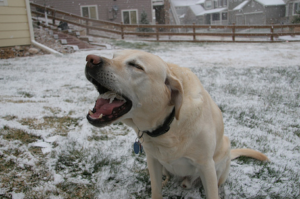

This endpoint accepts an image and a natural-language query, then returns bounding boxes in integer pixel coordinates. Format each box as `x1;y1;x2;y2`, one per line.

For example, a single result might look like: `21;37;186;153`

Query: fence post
270;23;274;42
120;22;124;39
52;10;56;25
193;23;196;41
86;19;89;35
45;8;48;26
232;23;235;42
156;22;159;41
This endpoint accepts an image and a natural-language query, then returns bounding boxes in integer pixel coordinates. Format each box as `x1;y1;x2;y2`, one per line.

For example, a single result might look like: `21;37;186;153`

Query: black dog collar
143;108;175;138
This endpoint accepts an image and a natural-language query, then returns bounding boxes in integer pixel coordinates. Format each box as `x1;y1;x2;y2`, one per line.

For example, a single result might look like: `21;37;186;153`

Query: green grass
192;65;300;199
0;126;51;198
19;116;81;136
1;51;300;198
17;91;34;98
56;181;96;198
1;126;41;144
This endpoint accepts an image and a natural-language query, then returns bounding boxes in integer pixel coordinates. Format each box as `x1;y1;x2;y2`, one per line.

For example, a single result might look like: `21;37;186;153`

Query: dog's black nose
86;54;101;67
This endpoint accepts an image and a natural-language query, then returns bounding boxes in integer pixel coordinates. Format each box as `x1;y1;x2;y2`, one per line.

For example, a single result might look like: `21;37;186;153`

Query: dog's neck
142;107;175;137
123;107;176;138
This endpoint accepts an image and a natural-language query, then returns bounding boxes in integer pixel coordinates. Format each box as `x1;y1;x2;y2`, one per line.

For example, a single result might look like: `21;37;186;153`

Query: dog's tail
231;148;269;162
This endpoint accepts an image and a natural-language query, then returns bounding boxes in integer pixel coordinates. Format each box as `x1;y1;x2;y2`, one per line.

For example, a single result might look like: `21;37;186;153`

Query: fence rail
30;2;300;43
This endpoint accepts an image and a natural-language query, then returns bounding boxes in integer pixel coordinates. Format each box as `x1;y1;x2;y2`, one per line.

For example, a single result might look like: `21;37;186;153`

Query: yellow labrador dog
85;50;269;199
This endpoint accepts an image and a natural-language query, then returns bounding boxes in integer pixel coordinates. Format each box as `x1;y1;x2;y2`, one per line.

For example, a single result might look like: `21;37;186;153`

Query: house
0;0;61;55
32;0;154;25
175;0;289;25
184;4;206;24
197;0;228;25
285;0;300;23
153;0;171;24
230;0;286;25
180;0;228;25
167;0;198;24
0;0;32;47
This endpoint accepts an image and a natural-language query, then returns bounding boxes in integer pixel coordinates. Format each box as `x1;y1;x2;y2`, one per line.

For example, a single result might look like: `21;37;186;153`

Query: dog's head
85;50;183;130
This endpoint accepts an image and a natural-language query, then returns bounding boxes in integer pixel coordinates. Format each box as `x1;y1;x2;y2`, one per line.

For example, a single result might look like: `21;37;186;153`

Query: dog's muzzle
86;54;102;68
85;54;132;128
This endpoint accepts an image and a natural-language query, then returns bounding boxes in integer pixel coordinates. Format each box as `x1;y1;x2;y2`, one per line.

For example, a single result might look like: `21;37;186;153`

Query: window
212;13;220;21
214;1;218;8
294;3;300;15
81;5;98;19
0;0;8;6
251;1;255;8
206;1;212;9
122;10;138;24
222;12;227;20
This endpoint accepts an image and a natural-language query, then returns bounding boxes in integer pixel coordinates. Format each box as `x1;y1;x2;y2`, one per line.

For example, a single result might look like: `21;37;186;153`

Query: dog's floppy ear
165;72;183;120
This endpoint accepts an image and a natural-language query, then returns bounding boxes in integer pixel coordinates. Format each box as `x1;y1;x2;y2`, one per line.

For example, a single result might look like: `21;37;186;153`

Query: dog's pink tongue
92;98;125;117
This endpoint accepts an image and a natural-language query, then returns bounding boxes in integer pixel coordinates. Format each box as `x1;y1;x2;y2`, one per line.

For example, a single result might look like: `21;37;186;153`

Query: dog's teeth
100;91;126;102
109;97;114;104
89;110;93;115
99;114;103;119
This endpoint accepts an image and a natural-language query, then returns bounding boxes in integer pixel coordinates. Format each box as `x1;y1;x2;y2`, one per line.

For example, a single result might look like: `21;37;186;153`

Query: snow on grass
0;41;300;198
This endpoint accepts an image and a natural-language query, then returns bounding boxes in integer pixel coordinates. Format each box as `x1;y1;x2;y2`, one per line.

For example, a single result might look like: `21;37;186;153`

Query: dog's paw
180;177;193;189
162;176;170;188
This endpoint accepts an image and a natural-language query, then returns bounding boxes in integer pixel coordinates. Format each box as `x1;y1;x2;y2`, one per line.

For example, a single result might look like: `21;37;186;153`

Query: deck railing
30;2;300;43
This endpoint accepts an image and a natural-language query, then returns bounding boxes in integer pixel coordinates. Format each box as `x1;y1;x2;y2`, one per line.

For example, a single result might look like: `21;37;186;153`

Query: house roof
189;4;205;16
190;7;227;16
233;0;285;11
196;0;205;4
255;0;285;6
171;0;199;7
152;0;164;6
202;7;227;15
233;1;249;11
179;14;186;18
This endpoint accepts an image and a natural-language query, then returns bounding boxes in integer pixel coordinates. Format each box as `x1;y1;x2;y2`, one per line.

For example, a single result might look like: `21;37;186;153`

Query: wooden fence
30;2;300;43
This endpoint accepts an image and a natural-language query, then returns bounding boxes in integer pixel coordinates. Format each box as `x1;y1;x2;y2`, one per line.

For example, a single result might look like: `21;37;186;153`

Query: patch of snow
0;188;7;195
255;0;285;6
179;14;186;18
30;141;52;154
278;35;300;41
44;135;62;143
202;7;227;15
233;1;249;10
53;174;64;185
11;192;25;199
171;0;199;7
189;4;205;16
242;166;254;174
1;42;300;198
196;0;205;4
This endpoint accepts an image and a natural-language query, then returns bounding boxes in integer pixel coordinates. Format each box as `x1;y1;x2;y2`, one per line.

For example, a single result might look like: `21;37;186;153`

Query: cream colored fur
92;50;269;199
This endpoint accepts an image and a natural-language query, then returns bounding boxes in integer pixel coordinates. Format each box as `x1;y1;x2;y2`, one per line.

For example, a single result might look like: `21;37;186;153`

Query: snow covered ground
0;41;300;198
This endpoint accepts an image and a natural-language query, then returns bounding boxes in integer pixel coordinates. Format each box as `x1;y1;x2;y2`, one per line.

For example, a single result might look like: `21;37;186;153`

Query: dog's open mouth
87;78;132;127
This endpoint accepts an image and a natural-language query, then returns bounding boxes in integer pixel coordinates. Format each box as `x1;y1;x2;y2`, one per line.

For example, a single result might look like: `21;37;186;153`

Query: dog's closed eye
128;61;144;71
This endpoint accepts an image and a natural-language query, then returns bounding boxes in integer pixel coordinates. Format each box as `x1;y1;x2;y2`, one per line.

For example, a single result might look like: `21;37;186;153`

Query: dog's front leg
147;154;163;199
199;160;219;199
